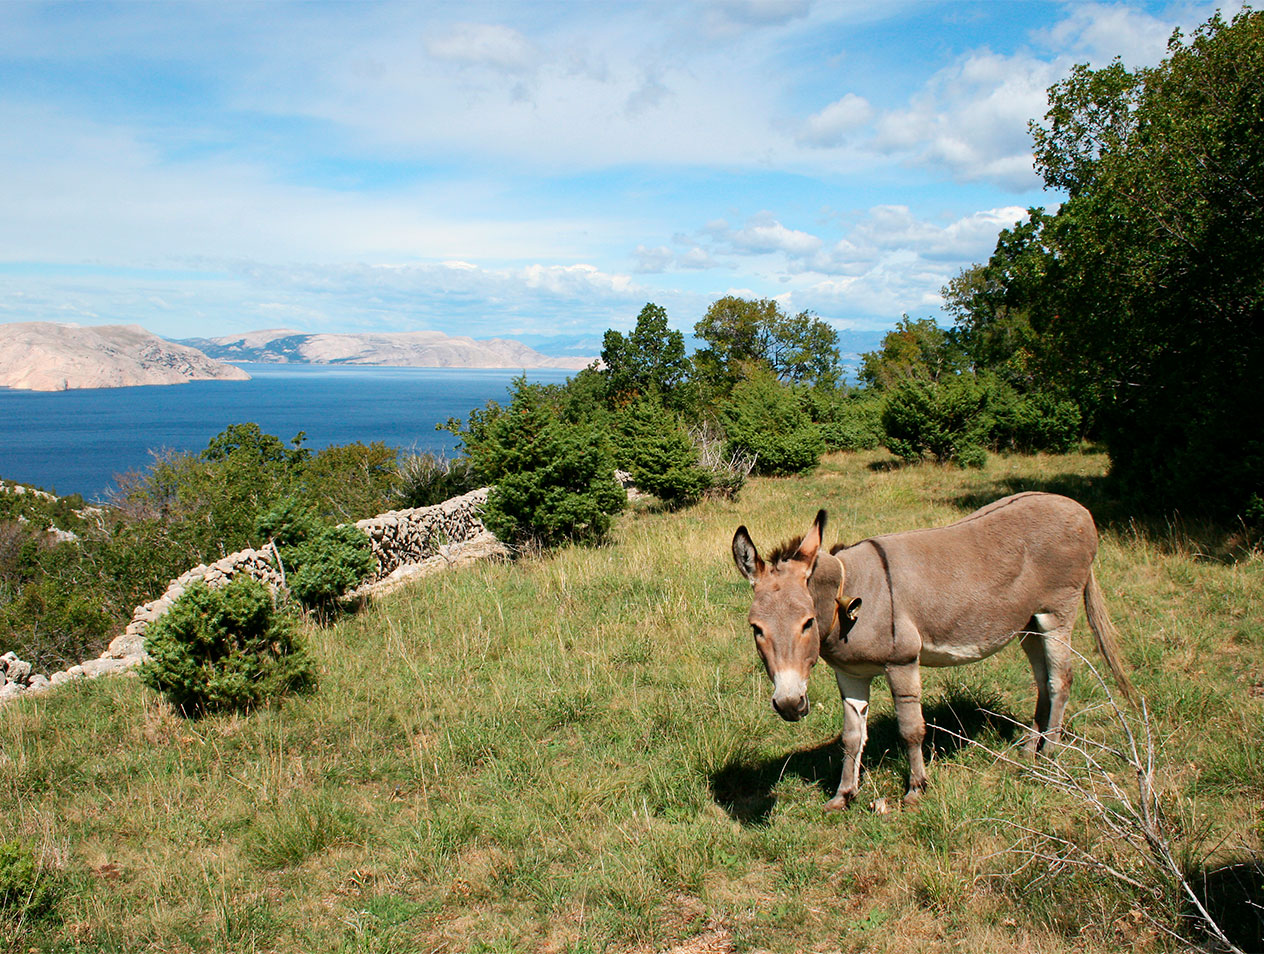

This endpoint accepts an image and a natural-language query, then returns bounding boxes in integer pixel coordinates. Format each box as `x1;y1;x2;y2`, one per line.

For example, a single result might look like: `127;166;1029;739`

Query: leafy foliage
612;398;712;508
0;840;61;924
1008;9;1264;516
859;316;967;390
141;576;316;715
454;377;625;548
719;371;823;476
601;303;693;410
693;296;841;393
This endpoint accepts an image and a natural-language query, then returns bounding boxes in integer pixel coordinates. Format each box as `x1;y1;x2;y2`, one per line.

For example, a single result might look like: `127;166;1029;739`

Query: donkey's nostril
772;695;808;722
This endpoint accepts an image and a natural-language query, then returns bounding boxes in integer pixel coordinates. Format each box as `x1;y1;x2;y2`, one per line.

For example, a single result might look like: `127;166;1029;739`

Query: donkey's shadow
708;687;1020;826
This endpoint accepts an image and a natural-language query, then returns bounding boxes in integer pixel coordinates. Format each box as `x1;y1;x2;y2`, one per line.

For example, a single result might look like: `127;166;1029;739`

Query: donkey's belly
919;631;1017;668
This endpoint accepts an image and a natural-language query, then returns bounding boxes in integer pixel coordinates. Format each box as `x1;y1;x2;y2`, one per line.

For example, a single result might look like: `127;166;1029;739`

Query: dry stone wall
1;487;500;704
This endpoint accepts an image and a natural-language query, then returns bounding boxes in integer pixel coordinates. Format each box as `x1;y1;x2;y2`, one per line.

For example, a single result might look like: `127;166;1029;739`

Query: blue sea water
0;364;576;500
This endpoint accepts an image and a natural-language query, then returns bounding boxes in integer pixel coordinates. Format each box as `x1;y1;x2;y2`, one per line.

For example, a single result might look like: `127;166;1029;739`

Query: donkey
731;493;1132;810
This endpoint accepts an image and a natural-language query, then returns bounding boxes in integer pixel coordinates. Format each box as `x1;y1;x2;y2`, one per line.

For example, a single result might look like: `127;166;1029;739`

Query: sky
0;0;1244;352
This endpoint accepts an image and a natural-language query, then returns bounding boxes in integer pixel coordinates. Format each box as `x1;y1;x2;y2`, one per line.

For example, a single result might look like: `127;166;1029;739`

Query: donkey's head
732;510;839;722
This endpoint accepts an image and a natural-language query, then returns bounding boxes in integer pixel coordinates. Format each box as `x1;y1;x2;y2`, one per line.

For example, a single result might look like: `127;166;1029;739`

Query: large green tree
961;10;1263;516
600;303;692;409
693;296;841;392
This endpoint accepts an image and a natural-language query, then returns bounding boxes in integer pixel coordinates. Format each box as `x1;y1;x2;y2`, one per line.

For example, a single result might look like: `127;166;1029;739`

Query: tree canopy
950;9;1264;516
692;296;841;391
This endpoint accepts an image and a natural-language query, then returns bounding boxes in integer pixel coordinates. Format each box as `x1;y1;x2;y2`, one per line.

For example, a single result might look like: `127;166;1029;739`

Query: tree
693;296;841;392
600;303;692;409
1022;9;1264;515
858;316;967;390
455;377;625;548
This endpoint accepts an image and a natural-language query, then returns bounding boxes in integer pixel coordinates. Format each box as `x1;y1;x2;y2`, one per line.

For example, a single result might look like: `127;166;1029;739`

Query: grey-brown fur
732;492;1132;810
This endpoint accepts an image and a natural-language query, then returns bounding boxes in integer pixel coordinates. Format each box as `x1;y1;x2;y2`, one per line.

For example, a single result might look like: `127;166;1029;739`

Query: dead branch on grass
930;641;1247;954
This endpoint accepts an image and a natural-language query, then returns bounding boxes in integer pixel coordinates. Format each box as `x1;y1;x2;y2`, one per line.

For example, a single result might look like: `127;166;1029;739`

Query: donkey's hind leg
885;662;928;804
1023;612;1076;753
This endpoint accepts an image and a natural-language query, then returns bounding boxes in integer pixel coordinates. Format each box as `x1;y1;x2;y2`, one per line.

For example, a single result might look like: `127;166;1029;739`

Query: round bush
141;576;316;715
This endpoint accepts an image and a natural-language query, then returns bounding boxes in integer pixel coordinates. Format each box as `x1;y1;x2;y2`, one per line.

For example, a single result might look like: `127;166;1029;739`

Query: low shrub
285;525;376;613
613;399;712;508
458;378;625;549
809;391;885;452
689;423;755;500
140;576;316;715
881;373;992;466
256;500;376;614
0;840;61;924
395;452;484;509
990;384;1082;453
720;372;823;476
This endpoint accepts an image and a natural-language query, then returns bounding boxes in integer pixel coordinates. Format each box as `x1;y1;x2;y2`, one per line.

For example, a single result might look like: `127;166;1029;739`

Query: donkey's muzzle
772;694;809;722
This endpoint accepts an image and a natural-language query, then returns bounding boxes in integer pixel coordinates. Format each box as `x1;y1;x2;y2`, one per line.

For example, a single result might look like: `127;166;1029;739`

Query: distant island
179;329;594;371
0;322;251;392
0;322;597;392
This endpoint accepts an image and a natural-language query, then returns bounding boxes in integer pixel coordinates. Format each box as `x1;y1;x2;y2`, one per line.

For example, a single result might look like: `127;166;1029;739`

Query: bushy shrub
286;525;376;613
458;378;625;548
0;840;61;924
255;500;375;614
299;441;400;521
805;390;885;452
613;399;712;508
720;372;823;476
141;576;316;715
881;374;993;466
395;452;484;508
990;384;1082;453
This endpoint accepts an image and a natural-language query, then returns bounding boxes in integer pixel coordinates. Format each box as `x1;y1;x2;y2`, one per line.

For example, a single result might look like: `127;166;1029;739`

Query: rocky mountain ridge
0;322;251;391
180;328;593;370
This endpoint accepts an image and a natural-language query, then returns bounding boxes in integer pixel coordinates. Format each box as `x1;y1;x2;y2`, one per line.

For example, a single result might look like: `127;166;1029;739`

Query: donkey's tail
1083;566;1135;703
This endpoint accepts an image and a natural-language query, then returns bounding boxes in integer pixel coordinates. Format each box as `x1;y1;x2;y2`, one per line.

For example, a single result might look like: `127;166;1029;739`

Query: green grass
2;449;1261;952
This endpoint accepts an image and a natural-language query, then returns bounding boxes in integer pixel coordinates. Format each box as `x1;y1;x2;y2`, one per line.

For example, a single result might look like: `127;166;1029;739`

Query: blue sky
0;0;1241;351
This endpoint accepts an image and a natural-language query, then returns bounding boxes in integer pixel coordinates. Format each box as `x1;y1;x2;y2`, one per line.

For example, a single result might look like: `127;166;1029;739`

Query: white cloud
425;22;539;73
870;49;1056;190
1035;3;1176;66
711;213;823;258
799;93;873;147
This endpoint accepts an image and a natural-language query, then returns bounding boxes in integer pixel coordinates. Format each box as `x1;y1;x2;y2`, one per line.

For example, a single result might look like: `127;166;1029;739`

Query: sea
0;363;577;501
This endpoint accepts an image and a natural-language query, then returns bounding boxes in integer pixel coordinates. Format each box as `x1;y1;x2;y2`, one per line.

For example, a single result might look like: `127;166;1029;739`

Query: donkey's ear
732;526;764;584
796;509;827;568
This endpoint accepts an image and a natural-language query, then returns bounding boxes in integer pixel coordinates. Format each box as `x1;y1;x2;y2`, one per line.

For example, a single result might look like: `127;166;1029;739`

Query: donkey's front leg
825;671;872;811
886;662;928;805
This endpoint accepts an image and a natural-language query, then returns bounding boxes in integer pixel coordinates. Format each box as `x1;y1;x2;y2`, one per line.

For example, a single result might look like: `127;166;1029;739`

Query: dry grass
1;449;1260;953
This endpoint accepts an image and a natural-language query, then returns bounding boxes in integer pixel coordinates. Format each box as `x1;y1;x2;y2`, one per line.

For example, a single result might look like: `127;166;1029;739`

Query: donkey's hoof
824;794;853;812
901;787;926;807
869;797;891;814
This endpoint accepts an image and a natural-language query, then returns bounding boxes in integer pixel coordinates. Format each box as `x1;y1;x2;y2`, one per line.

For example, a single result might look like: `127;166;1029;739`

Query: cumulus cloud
707;212;823;258
870;49;1056;190
1034;3;1177;66
798;93;873;147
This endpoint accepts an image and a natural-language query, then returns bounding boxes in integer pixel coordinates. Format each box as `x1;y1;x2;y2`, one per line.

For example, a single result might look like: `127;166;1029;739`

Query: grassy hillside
3;450;1261;953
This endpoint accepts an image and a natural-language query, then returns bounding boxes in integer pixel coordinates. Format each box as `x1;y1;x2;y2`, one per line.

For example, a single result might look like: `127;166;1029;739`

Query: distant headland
178;328;594;371
0;322;251;391
0;322;595;391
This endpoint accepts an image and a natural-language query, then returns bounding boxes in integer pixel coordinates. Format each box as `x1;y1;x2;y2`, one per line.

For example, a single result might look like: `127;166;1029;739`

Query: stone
81;657;136;678
0;683;23;701
6;657;32;684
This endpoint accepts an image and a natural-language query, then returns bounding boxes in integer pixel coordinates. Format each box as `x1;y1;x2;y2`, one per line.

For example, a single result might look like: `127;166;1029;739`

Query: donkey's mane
766;537;807;565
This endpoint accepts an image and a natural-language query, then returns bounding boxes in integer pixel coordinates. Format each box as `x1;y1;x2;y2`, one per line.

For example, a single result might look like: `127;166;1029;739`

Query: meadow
3;449;1261;953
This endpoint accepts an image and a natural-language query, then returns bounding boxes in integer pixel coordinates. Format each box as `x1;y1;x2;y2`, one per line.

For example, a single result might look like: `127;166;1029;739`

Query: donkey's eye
801;619;814;634
751;625;764;641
